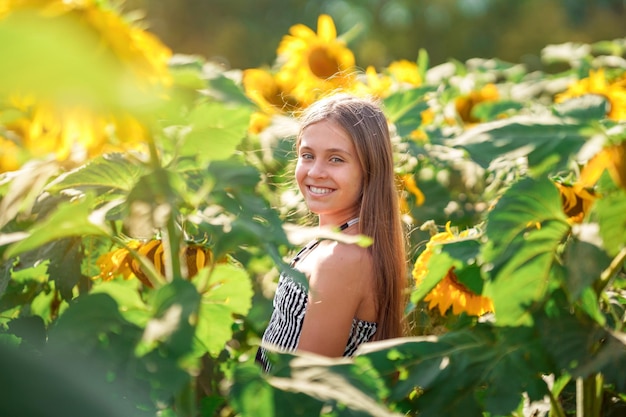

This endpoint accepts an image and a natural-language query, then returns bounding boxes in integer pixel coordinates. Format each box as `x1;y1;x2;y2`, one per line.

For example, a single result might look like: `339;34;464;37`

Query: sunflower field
1;1;625;417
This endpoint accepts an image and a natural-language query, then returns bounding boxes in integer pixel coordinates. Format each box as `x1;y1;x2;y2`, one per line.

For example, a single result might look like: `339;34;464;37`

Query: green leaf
45;153;145;194
46;237;84;301
138;279;201;358
4;195;109;259
471;100;524;122
182;101;252;163
194;263;253;356
0;160;60;230
417;48;429;84
448;115;590;176
595;189;626;257
578;286;606;326
563;234;611;302
264;353;395;417
230;362;277;417
230;359;328;417
90;279;150;327
441;238;484;293
553;94;610;120
6;315;46;349
383;87;435;138
48;293;142;352
358;324;551;417
205;72;256;107
411;237;484;305
410;248;455;305
483;177;570;326
537;312;626;391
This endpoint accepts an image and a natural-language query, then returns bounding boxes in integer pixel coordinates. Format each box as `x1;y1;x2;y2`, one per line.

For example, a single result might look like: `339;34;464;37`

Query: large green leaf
4;194;109;259
90;279;150;327
563;233;612;302
48;293;142;354
181;101;252;163
447;115;590;175
357;324;551;417
552;94;610;120
231;359;339;417
45;153;146;194
471;100;524;122
267;356;397;417
138;279;201;359
482;177;570;326
0;160;60;230
204;72;257;107
46;237;84;302
536;312;626;391
194;263;253;356
595;189;626;257
47;292;180;412
230;362;278;417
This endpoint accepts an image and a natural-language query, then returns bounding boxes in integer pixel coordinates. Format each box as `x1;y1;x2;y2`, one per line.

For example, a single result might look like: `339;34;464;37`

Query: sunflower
578;140;626;191
0;0;171;172
555;69;626;121
455;83;499;125
96;239;142;281
412;223;493;316
1;95;150;172
352;65;393;99
0;137;25;172
5;0;172;88
399;174;425;215
553;180;597;224
242;68;302;114
274;14;357;106
387;59;422;86
95;239;214;287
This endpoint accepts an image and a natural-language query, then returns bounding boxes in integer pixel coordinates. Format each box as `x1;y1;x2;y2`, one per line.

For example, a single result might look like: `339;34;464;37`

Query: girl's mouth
308;186;334;195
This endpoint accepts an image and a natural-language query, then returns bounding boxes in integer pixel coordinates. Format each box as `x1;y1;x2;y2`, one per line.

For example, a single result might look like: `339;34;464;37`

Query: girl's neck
319;216;359;231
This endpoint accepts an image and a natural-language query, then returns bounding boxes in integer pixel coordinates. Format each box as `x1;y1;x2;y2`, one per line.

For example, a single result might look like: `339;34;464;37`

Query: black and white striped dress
256;239;378;372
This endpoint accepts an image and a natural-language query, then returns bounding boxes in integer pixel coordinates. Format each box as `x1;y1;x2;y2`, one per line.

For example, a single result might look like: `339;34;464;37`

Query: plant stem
577;374;604;417
547;387;567;417
175;379;197;417
597;246;626;294
146;124;183;282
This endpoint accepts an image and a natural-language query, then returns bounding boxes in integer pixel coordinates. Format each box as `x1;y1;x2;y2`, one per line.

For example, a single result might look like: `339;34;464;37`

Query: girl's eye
330;156;344;163
300;153;313;160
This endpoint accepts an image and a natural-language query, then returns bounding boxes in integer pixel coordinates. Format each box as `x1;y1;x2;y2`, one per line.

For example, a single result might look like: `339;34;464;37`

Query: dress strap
339;217;359;230
290;217;359;266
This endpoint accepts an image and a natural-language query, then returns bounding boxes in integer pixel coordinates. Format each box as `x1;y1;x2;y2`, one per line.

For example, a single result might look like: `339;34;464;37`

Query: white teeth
310;186;332;194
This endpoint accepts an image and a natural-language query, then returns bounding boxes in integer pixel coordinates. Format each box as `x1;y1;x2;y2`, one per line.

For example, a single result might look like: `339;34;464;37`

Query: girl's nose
307;160;327;178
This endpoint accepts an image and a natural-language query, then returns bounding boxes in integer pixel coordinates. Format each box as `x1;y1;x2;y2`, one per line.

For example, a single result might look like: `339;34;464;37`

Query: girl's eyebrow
299;145;352;155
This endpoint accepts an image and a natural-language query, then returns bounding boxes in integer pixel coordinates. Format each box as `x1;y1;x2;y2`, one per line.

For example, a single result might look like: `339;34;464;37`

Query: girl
257;93;408;371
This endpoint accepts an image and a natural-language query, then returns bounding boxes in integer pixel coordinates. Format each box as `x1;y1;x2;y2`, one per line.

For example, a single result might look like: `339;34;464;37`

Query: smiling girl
257;93;408;371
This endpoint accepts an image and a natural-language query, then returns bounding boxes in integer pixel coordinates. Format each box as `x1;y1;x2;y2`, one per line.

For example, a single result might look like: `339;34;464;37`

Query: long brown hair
297;93;408;340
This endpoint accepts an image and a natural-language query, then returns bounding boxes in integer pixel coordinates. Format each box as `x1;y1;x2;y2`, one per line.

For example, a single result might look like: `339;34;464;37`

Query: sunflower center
308;46;340;79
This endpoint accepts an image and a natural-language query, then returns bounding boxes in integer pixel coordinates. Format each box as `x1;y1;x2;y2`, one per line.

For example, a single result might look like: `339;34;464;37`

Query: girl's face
295;120;363;226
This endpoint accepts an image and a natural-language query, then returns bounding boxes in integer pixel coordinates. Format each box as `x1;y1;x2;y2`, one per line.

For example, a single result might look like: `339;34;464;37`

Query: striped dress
256;259;378;372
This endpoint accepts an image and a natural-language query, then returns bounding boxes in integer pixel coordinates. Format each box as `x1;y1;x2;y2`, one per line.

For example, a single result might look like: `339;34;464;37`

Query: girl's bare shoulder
312;241;373;284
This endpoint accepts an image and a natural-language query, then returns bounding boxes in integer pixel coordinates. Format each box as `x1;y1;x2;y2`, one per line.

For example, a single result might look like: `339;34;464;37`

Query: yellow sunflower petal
317;14;337;43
